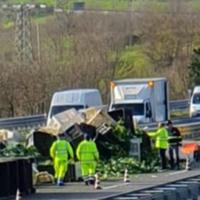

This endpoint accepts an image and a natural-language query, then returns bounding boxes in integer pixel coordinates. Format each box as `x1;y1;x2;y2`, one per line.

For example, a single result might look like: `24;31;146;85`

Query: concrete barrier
166;184;189;200
143;189;165;200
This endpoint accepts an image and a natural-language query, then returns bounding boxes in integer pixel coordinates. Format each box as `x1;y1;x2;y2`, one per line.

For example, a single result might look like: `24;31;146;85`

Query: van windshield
193;93;200;104
50;105;84;117
112;103;144;115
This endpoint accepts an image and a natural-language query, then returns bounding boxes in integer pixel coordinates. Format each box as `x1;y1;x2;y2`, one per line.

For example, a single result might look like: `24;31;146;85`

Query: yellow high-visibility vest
148;127;169;149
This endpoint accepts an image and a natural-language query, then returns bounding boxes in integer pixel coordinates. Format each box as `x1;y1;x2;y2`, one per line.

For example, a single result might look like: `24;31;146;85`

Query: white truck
109;78;169;123
47;89;103;125
189;86;200;118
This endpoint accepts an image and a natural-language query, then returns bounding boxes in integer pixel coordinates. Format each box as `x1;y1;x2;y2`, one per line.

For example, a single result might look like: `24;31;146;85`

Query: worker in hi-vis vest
76;133;99;185
50;134;74;186
167;120;182;170
146;122;169;170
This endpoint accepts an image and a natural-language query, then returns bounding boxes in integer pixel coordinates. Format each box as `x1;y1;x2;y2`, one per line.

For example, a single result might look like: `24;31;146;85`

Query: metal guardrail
0;114;46;130
178;122;200;140
169;99;189;111
0;99;191;130
139;117;200;140
0;113;199;140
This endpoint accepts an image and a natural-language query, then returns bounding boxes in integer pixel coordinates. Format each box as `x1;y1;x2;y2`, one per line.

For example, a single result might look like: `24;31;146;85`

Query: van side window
193;93;200;104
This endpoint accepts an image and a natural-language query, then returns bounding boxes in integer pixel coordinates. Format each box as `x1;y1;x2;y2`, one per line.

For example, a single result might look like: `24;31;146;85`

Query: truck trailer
109;78;169;123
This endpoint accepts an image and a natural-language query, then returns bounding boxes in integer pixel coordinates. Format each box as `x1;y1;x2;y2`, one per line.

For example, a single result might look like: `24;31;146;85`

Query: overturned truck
30;107;128;159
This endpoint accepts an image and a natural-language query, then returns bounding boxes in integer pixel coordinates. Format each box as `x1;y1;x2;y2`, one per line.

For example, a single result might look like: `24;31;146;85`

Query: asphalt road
24;165;200;200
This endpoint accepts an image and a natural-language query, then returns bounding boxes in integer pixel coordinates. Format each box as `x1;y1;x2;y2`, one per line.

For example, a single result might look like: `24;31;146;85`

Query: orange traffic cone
94;173;102;190
16;188;22;200
181;143;198;171
124;168;130;182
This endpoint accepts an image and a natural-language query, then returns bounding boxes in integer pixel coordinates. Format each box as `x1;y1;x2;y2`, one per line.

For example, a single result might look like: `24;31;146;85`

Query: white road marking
103;182;131;190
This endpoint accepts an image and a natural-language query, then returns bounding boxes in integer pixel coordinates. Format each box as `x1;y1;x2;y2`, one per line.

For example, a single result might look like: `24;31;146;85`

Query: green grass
116;46;153;78
33;15;54;24
189;0;200;12
3;20;14;29
64;0;169;12
5;0;200;12
82;0;129;10
170;110;189;119
7;0;55;6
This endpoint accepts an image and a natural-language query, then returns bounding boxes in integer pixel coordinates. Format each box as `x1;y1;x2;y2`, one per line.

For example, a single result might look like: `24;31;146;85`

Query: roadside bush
0;143;40;157
97;156;159;179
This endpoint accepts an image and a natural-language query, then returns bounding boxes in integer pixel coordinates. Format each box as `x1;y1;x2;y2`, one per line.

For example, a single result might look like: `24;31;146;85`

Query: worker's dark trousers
169;145;180;169
159;149;167;169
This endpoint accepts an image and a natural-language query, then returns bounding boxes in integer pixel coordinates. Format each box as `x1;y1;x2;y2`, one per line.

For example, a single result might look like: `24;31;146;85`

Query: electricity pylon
15;5;33;65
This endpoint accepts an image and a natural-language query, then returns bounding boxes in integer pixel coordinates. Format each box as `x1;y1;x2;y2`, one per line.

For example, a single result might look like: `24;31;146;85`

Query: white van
189;86;200;118
47;89;103;125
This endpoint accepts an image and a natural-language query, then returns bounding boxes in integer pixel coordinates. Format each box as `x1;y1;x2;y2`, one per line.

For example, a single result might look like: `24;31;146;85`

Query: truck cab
111;99;152;123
